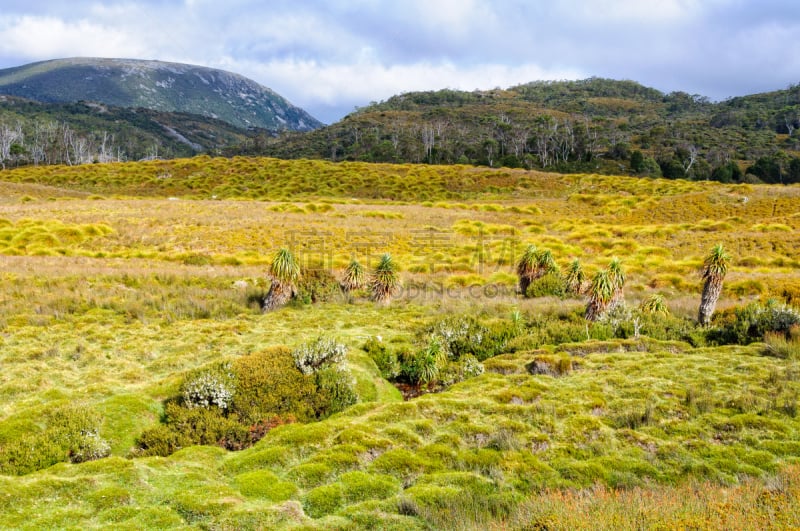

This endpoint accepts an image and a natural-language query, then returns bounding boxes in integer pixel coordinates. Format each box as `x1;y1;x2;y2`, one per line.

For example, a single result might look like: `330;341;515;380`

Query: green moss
287;462;334;488
303;483;345;518
223;445;293;474
234;470;299;501
339;471;401;502
369;448;433;479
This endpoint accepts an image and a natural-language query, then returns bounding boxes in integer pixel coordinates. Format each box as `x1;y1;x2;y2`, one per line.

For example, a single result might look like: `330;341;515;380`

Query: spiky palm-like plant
640;294;669;317
340;259;366;293
371;254;400;304
608;257;625;303
516;244;538;295
263;248;300;311
536;249;560;277
586;270;614;321
698;244;730;325
565;258;585;295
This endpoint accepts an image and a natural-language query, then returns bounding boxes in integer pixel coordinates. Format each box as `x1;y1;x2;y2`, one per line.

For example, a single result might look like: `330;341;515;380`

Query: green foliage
640;294;669;317
0;404;109;475
341;259;367;292
363;337;401;380
313;367;359;418
180;364;235;410
371;253;400;303
525;272;566;298
564;259;586;295
269;248;301;285
303;484;345;518
232;346;317;423
701;244;731;282
586;270;615;321
136;402;248;457
234;470;298;501
292;337;348;375
294;268;341;305
708;301;800;346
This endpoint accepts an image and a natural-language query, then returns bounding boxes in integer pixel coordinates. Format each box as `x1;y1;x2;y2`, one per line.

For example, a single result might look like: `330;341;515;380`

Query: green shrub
180;364;235;410
136;403;248;456
292;337;348;375
0;404;109;475
525;272;565;298
364;337;400;379
294;268;342;305
231;346;317;423
313;367;359;418
708;301;800;345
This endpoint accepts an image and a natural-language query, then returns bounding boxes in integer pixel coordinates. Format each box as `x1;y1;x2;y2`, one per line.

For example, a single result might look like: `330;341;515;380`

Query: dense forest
228;78;800;184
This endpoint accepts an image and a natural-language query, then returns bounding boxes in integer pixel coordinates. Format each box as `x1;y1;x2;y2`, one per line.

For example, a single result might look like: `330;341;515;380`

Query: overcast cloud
0;0;798;123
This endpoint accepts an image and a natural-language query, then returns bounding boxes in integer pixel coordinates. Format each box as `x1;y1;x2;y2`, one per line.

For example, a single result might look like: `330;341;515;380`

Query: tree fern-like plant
640;294;669;316
586;270;614;321
263;248;300;311
536;249;560;277
340;259;366;293
516;244;538;295
698;243;730;325
371;254;400;304
564;258;585;295
608;257;626;309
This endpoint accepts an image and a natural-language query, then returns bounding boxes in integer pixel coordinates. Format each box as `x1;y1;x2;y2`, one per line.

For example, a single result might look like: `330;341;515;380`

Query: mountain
234;78;800;184
0;58;322;131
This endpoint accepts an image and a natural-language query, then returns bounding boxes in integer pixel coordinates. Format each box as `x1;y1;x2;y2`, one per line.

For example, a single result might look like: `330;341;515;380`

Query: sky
0;1;799;124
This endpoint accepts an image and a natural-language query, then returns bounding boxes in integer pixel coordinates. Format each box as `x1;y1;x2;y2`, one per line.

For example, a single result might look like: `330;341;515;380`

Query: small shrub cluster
708;301;800;346
0;405;110;475
136;342;357;456
525;272;566;299
181;366;235;410
292;337;348;375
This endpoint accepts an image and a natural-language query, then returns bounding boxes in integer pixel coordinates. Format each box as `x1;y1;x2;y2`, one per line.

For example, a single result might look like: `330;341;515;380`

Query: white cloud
0;15;148;59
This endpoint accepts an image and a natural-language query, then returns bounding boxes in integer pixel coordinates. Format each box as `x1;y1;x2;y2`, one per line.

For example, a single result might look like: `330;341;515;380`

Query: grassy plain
0;157;799;529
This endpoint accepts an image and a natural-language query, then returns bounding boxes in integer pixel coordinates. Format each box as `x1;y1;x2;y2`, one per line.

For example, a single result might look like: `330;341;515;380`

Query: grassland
0;157;799;529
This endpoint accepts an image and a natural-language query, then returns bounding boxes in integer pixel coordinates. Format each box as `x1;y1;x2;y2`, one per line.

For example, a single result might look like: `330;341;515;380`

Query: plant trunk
585;299;608;321
263;281;295;311
698;278;722;325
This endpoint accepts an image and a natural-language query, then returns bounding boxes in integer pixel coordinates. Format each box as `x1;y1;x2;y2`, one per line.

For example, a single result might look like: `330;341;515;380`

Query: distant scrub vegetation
229;78;800;184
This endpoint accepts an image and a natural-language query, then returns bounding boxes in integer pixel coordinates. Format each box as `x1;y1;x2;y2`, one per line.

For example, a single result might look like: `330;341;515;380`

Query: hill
240;78;800;184
0;58;322;131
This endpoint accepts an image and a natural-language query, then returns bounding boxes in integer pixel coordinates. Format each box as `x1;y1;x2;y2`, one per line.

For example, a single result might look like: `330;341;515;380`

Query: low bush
0;404;110;475
708;301;800;345
363;337;400;379
525;273;565;299
136;341;358;457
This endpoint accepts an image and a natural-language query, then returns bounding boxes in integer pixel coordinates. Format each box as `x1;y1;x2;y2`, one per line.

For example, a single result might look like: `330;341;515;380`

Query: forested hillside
0;96;251;165
235;78;800;184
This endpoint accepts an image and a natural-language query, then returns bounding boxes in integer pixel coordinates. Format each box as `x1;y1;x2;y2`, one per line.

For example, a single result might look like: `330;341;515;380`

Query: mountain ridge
0;57;322;132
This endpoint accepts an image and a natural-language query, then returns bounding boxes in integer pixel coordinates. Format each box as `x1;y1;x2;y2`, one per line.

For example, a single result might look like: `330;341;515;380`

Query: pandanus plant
516;244;538;295
640;293;669;317
263;248;300;311
607;257;626;309
340;259;367;293
564;258;586;295
585;269;614;321
371;253;400;304
698;244;730;326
